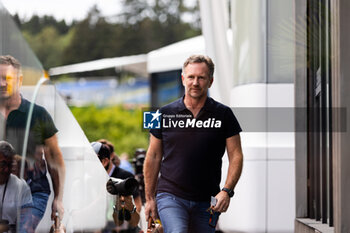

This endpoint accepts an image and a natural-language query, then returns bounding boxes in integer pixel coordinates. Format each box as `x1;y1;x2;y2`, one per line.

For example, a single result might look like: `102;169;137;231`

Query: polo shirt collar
175;96;187;112
201;96;216;112
17;95;30;113
176;95;216;113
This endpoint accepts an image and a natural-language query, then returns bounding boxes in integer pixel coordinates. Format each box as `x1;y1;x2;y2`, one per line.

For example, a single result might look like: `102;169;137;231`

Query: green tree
20;14;70;35
61;6;122;65
117;0;201;52
16;1;201;69
119;0;200;28
12;13;21;28
22;26;72;69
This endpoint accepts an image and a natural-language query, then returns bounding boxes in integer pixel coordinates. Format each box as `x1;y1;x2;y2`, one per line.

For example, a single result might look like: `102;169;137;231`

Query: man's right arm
44;134;65;220
144;134;163;221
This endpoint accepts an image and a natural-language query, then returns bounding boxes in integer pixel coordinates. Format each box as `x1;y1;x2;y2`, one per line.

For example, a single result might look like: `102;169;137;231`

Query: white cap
91;141;102;154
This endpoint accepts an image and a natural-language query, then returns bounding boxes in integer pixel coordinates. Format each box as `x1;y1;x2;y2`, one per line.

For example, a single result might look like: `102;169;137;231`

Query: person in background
119;153;135;174
11;154;29;180
0;55;65;230
0;141;33;233
97;139;120;174
93;140;142;213
91;141;142;233
132;149;146;205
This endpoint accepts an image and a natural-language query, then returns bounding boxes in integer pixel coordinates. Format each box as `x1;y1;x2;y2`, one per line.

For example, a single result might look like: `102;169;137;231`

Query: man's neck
0;94;21;119
107;161;114;173
108;163;116;176
183;95;207;118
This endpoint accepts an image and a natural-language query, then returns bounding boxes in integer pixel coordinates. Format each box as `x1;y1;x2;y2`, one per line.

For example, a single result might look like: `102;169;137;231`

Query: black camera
132;149;146;175
132;148;146;204
106;177;138;196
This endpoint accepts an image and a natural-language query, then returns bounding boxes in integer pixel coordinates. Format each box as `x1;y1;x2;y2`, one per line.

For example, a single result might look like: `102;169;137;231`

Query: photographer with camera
0;141;33;233
96;140;142;214
91;141;142;233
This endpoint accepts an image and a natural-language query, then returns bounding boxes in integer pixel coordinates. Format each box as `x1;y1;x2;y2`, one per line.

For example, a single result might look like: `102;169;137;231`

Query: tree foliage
16;14;71;35
62;7;122;64
22;26;74;69
70;105;149;157
14;2;201;70
118;0;200;27
19;14;74;69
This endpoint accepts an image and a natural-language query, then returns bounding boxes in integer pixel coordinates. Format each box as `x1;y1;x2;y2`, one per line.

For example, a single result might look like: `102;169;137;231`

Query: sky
0;0;122;23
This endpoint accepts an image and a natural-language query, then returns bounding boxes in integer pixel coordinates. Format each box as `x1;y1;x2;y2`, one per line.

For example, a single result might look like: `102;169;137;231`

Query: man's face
0;64;22;100
0;153;12;178
182;63;213;100
111;152;120;166
101;157;110;170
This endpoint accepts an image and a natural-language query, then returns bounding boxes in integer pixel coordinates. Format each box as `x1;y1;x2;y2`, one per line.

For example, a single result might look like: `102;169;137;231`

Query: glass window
231;0;294;86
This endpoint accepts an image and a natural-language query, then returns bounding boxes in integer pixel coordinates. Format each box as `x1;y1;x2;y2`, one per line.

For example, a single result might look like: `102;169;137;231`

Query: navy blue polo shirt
5;96;58;194
150;96;242;201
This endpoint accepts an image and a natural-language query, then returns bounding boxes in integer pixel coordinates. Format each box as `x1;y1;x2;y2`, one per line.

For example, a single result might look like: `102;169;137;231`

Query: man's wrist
53;195;63;201
145;194;156;201
221;187;234;198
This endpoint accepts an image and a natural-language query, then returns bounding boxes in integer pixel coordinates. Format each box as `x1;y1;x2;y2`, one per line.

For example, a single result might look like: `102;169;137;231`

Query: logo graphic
143;110;162;129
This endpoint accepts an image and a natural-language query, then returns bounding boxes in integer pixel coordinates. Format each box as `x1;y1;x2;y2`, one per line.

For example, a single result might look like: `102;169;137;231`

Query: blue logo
143;110;162;129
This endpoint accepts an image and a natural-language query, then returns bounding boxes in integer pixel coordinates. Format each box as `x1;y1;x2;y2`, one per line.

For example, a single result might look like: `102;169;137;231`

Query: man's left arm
44;134;66;220
212;134;243;213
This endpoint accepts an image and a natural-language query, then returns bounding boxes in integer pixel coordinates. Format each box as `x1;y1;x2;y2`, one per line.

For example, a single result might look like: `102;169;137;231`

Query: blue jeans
156;192;220;233
31;192;50;230
18;202;33;233
19;192;49;232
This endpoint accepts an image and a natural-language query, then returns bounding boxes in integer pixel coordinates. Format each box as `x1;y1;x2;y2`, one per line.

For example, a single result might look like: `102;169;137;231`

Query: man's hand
51;197;64;220
145;198;159;221
44;135;65;221
212;191;230;213
212;134;243;213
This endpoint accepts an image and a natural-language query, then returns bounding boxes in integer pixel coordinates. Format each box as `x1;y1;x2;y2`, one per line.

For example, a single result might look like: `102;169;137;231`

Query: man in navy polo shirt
0;55;65;231
144;55;243;233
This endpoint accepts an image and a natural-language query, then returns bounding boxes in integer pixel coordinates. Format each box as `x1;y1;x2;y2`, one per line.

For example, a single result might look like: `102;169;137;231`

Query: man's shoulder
160;98;183;113
207;97;231;112
21;97;49;116
9;174;29;189
111;166;134;179
8;174;32;204
20;97;58;137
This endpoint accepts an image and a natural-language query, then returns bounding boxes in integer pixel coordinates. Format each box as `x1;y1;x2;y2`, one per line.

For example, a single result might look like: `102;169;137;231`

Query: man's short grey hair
0;55;22;70
182;55;215;78
0;141;16;159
